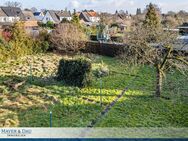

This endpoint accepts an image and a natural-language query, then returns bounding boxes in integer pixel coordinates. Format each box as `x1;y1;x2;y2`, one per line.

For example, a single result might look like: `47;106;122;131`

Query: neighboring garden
0;3;187;127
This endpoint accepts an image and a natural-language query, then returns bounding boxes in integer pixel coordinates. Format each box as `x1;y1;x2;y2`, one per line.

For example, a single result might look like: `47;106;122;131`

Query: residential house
79;10;100;26
22;10;38;29
0;6;24;32
79;12;93;26
57;10;72;21
0;7;38;36
33;11;44;22
42;10;72;24
0;8;7;23
0;6;24;23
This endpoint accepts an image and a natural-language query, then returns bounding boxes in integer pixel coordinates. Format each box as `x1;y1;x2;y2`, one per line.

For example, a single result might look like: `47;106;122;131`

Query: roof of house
33;12;43;16
87;11;98;17
48;10;60;23
46;10;72;23
81;10;99;18
56;11;71;17
22;10;37;21
0;8;7;16
79;12;91;22
0;6;24;19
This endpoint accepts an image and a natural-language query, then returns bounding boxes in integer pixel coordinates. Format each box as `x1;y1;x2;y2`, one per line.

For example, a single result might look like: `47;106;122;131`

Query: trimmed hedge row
90;35;124;43
57;57;92;87
83;41;127;57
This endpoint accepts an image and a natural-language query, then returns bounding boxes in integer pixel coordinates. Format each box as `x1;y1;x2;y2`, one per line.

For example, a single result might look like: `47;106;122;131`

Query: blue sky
0;0;187;14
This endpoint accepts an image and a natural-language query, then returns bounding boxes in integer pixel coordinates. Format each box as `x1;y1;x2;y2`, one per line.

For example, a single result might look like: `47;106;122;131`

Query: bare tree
124;26;187;97
49;23;88;53
122;4;188;97
4;1;22;8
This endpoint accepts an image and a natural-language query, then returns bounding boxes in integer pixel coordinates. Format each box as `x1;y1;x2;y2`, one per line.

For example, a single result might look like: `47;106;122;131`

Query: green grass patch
0;53;187;127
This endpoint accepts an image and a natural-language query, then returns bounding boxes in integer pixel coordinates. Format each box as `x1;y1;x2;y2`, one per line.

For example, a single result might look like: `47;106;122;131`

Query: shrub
57;57;92;87
8;22;34;58
0;22;49;62
61;18;70;23
39;29;49;41
41;41;49;52
93;62;109;78
111;36;124;43
50;23;88;53
32;40;49;53
0;43;10;61
2;28;12;41
90;35;97;41
35;30;50;53
46;21;54;29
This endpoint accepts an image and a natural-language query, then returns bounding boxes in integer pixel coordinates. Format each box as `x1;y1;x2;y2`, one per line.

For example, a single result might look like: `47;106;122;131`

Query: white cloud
68;0;80;9
66;0;188;14
68;0;136;13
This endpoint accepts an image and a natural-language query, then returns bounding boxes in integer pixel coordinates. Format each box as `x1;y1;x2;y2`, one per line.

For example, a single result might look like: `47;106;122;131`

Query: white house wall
42;11;55;24
89;17;100;23
0;17;20;22
59;17;72;22
35;15;44;21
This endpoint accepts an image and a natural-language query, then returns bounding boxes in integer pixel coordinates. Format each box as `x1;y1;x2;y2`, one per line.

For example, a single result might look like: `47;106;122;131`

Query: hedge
57;57;92;87
83;41;127;57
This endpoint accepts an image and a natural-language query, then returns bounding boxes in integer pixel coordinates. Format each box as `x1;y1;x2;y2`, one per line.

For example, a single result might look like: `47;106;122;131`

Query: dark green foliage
111;36;124;43
111;23;119;28
90;35;98;41
46;21;54;29
71;12;80;25
41;41;49;52
33;40;49;53
0;22;50;62
93;63;109;78
57;57;92;87
38;22;46;28
61;18;70;23
83;42;127;57
143;3;161;29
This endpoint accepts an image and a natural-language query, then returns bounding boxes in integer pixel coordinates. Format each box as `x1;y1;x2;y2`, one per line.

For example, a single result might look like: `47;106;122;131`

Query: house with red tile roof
79;10;100;26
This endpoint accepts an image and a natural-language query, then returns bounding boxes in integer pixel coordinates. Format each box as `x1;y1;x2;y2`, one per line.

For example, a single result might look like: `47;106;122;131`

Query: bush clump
0;22;50;62
93;62;109;78
50;23;88;53
57;57;92;87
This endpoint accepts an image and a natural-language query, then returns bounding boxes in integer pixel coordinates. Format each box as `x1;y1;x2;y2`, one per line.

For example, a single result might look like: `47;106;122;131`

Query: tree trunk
156;66;162;97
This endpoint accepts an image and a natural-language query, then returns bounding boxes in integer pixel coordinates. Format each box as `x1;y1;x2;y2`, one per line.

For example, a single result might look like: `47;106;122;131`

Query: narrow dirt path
87;76;138;128
87;86;128;127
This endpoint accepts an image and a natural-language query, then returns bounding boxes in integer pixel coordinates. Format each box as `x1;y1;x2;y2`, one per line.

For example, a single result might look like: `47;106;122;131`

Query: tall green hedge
57;57;92;87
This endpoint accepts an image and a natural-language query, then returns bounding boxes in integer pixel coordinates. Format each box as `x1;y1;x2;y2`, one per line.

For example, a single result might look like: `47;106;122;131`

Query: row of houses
34;9;100;25
0;6;101;31
36;10;72;24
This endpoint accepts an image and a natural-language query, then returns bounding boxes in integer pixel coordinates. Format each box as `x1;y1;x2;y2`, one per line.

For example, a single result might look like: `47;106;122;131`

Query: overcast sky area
0;0;188;14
